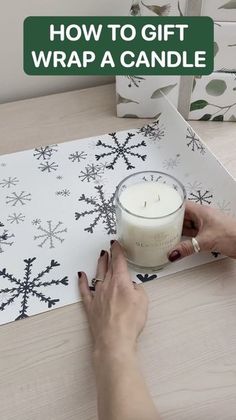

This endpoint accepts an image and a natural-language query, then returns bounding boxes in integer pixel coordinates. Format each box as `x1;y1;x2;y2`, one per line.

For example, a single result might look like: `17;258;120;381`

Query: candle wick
157;195;160;202
144;201;147;208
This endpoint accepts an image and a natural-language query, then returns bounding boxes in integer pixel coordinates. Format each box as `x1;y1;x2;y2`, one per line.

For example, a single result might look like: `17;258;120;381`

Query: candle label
135;231;180;249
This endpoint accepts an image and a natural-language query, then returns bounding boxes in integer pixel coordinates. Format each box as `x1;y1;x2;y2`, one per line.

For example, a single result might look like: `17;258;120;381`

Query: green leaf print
190;100;209;111
151;83;177;99
212;115;224;121
130;0;141;16
214;42;219;57
219;0;236;9
206;79;227;96
117;94;139;105
141;1;171;16
199;114;212;121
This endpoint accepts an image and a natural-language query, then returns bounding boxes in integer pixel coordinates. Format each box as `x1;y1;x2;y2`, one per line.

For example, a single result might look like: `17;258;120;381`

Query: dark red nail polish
110;240;115;246
168;250;181;262
100;250;106;257
78;272;82;278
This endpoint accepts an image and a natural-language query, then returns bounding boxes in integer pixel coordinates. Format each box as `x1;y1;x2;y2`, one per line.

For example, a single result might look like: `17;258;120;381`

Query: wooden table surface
0;84;236;420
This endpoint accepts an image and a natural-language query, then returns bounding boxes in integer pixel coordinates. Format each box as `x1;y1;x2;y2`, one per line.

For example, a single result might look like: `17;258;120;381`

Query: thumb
168;237;201;263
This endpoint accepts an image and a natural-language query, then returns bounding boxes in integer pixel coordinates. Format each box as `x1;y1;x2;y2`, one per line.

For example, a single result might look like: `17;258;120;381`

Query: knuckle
181;241;193;257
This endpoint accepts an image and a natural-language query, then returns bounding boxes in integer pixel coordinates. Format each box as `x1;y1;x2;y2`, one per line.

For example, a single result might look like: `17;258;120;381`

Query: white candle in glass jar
116;175;185;270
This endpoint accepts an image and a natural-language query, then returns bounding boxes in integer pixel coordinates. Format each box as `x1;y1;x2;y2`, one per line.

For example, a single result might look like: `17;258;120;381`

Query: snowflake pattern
138;122;165;143
79;163;105;183
0;257;68;321
0;163;6;167
6;191;32;206
136;274;158;283
95;132;147;170
0;177;19;189
185;181;203;195
33;145;58;160
56;175;63;180
0;229;14;253
7;213;25;224
216;200;231;214
55;189;71;197
189;190;213;205
32;219;41;226
38;161;58;173
211;252;221;258
34;220;67;249
186;127;206;155
143;174;163;183
163;154;180;170
68;151;87;163
75;185;116;234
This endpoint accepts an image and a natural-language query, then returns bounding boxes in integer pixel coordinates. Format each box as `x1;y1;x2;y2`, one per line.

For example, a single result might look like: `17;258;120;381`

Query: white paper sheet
0;95;235;325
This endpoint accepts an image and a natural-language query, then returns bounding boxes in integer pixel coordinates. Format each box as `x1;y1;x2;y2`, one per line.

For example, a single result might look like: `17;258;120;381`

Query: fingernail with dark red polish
100;250;106;257
168;250;181;262
78;272;82;278
110;240;115;246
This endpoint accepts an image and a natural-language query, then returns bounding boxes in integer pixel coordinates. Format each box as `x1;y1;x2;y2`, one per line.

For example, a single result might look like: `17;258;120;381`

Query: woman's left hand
78;240;148;355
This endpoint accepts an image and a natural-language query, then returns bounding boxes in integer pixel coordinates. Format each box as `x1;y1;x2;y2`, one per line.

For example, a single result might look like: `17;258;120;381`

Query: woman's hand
168;201;236;263
78;241;160;420
78;240;148;355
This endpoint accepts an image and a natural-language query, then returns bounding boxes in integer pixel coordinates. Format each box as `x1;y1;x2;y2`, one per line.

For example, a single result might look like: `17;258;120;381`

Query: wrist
93;341;137;365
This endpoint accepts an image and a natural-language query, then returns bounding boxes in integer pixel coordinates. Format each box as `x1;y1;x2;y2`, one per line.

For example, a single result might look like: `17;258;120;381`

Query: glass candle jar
115;171;186;271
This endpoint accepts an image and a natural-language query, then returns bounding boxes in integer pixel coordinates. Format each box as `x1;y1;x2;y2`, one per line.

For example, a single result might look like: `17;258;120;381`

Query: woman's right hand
168;201;236;263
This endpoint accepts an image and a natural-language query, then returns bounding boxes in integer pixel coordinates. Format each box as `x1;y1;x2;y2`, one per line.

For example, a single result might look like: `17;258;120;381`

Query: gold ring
92;277;104;287
192;237;201;253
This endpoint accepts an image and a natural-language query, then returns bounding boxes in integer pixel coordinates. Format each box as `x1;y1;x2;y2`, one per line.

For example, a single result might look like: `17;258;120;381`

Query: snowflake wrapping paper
1;95;236;326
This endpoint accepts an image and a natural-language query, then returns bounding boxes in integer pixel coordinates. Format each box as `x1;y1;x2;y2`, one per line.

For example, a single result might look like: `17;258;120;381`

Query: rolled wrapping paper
116;178;186;270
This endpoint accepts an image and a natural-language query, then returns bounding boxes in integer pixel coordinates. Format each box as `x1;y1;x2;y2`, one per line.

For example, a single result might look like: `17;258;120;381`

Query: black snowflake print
38;161;58;173
56;175;63;180
126;76;145;88
95;132;146;170
34;220;67;249
7;213;25;224
186;127;206;155
0;163;6;167
0;257;68;321
68;151;87;163
138;122;165;143
55;189;71;197
6;191;31;206
211;252;221;258
163;154;180;170
0;177;19;189
0;229;14;253
0;221;4;228
33;145;58;160
75;185;116;235
32;219;41;226
136;274;157;283
189;190;213;205
79;163;105;183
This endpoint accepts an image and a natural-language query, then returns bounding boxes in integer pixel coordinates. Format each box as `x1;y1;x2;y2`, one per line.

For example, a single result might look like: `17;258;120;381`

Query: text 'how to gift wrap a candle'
116;173;186;271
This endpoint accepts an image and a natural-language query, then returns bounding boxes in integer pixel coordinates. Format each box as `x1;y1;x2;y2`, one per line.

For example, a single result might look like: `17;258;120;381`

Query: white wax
117;182;184;269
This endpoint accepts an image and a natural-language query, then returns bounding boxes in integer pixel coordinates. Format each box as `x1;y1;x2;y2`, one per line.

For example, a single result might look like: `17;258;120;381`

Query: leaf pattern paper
219;0;236;9
151;83;178;99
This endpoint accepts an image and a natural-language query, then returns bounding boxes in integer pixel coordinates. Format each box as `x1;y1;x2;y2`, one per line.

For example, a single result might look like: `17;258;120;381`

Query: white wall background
0;0;130;104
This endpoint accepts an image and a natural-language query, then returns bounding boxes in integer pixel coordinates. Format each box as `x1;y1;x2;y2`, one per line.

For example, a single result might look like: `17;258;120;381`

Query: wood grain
0;84;236;420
